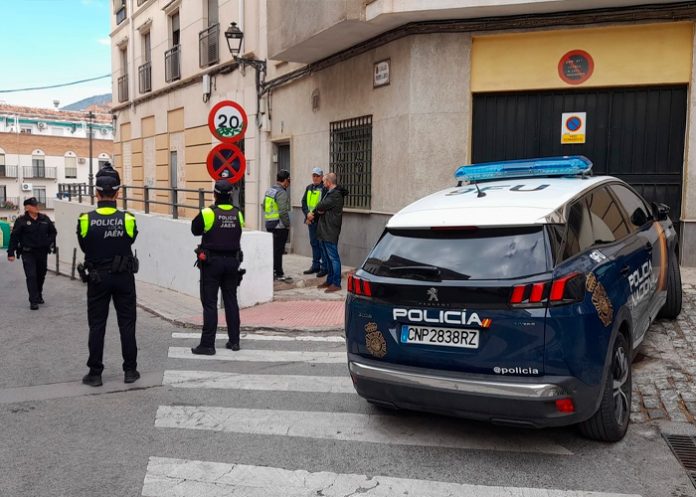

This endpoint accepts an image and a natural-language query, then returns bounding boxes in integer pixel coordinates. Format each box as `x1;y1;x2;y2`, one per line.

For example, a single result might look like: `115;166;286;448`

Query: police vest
305;187;322;210
200;204;244;252
264;188;280;221
78;207;136;263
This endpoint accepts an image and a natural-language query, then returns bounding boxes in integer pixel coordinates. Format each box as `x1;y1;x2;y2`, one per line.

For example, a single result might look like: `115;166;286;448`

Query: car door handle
620;265;631;275
644;242;653;254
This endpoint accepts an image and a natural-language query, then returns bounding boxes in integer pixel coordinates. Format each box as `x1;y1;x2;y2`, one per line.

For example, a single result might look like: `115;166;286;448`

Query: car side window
609;184;651;231
563;199;594;260
586;187;630;244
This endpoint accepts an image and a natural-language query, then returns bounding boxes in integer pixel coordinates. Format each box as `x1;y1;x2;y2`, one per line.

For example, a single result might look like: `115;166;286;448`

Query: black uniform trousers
272;228;289;276
199;255;240;348
87;271;137;374
21;250;49;304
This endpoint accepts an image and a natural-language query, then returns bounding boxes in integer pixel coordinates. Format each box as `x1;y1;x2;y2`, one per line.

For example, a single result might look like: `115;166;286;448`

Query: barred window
330;115;372;210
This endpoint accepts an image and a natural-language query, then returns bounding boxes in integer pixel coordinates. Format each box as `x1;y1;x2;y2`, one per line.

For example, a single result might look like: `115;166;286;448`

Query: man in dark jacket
7;197;57;309
301;167;327;277
306;172;348;293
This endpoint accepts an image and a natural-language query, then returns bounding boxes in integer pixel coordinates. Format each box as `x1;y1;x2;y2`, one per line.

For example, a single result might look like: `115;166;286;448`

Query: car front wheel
578;333;631;442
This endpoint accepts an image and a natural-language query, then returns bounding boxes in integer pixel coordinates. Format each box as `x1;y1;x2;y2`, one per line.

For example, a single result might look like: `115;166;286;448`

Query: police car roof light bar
454;156;593;184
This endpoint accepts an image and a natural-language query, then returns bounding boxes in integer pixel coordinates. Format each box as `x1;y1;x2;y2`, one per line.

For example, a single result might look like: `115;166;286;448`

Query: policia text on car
190;179;245;355
76;164;140;387
7;197;57;310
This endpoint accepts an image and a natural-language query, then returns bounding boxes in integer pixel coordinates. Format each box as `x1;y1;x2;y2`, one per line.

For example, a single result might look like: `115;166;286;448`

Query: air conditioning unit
100;128;108;135
37;121;46;129
21;183;32;192
78;158;86;164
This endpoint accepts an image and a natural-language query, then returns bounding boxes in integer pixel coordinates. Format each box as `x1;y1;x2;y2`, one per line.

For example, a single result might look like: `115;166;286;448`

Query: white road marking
142;457;641;497
163;370;355;393
172;332;345;342
155;406;572;455
168;347;345;363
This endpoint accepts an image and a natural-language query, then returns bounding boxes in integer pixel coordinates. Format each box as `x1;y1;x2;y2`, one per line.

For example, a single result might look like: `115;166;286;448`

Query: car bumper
348;354;601;428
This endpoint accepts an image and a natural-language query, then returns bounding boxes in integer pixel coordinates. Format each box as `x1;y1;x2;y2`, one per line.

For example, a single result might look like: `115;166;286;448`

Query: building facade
112;0;696;266
0;105;113;222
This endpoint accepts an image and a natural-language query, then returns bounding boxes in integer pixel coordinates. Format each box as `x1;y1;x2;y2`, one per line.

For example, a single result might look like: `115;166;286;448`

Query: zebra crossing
141;331;646;497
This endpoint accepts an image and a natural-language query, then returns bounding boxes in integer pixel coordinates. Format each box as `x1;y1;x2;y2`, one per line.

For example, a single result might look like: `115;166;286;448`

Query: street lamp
224;22;267;73
87;111;95;205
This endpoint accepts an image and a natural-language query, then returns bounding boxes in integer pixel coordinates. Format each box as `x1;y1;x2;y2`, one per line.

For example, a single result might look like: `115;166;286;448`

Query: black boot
225;341;240;351
191;345;216;355
124;370;140;384
82;372;103;387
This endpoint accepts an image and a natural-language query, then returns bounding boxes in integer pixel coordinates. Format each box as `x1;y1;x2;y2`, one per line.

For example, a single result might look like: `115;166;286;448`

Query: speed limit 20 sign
208;100;248;143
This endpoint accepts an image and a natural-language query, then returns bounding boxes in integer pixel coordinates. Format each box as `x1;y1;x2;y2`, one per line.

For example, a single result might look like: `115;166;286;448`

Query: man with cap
190;179;245;354
264;169;291;281
7;197;57;309
301;167;328;277
77;163;140;387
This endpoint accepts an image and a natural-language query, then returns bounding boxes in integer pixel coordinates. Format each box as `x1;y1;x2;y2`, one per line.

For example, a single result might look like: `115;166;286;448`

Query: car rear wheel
658;249;682;319
578;333;631;442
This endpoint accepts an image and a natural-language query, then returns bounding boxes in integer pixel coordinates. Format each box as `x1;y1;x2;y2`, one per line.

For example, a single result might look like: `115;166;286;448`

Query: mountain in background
61;93;112;111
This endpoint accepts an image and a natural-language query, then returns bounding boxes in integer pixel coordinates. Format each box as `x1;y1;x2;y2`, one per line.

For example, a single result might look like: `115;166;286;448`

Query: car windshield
363;227;548;281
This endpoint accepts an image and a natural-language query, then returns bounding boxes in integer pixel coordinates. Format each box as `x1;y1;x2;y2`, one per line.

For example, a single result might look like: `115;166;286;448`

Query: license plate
400;325;479;349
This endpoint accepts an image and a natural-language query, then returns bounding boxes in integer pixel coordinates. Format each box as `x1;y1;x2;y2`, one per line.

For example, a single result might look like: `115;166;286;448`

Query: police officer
190;179;244;355
77;164;139;387
301;167;328;277
264;169;291;280
7;197;57;309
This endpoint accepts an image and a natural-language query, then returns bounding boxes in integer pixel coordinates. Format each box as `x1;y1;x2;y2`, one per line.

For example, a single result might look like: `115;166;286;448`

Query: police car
345;156;681;442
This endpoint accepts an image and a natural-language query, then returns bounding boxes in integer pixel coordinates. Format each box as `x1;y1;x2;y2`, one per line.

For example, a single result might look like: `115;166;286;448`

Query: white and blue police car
345;156;682;442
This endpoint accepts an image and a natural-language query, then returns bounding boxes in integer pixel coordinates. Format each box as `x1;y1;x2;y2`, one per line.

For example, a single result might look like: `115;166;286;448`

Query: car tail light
509;272;584;307
348;274;372;297
555;398;575;413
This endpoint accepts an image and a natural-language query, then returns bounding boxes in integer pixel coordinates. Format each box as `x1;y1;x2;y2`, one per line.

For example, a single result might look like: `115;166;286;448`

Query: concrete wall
53;199;273;308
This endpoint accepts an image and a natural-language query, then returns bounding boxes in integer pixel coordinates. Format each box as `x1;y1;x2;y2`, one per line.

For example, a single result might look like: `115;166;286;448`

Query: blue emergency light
454;156;593;183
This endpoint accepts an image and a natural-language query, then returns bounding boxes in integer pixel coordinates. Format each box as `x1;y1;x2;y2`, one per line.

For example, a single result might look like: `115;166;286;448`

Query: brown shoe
324;285;341;293
317;282;330;289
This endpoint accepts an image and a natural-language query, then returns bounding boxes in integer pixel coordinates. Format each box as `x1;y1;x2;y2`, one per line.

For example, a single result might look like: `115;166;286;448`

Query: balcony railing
64;167;78;178
118;74;129;102
116;5;127;25
199;23;220;67
37;198;54;210
165;45;181;82
0;165;18;178
138;61;152;93
0;197;20;210
23;166;57;179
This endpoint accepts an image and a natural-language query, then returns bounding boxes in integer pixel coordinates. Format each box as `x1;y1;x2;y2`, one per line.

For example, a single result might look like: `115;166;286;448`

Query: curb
137;301;343;334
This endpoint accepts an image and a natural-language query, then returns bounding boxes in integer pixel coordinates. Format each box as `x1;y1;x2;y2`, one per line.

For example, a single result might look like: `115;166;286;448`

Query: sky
0;0;112;109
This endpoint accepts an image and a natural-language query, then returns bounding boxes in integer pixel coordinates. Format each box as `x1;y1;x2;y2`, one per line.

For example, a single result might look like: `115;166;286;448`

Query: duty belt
207;249;241;258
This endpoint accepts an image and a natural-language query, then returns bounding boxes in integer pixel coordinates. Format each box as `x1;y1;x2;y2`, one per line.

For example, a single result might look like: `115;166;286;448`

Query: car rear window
363;227;549;281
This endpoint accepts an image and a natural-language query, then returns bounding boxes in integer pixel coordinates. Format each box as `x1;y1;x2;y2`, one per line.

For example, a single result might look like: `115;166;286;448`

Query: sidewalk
137;254;352;332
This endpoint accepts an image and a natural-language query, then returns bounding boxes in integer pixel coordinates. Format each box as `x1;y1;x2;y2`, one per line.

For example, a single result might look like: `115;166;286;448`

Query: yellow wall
472;22;694;92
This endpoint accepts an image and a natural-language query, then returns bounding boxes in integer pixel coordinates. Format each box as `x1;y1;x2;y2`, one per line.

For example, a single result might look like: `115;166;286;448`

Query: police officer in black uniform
7;197;57;309
76;164;140;387
190;179;244;355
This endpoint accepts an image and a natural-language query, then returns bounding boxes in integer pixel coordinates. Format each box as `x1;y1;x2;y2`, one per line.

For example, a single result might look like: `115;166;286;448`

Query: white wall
53;199;273;308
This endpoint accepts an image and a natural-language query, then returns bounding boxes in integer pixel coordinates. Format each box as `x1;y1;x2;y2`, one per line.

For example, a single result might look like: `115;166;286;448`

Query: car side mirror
630;208;648;227
651;202;670;221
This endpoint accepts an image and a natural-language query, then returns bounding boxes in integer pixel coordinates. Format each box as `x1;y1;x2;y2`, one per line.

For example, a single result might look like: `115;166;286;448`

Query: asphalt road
1;257;694;497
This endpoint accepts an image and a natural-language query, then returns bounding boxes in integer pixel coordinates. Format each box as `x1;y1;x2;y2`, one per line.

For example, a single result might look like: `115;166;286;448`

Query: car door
609;183;665;339
586;185;652;344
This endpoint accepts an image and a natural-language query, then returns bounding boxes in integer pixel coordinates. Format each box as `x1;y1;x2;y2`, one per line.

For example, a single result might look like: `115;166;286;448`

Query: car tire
578;333;631;443
658;249;682;319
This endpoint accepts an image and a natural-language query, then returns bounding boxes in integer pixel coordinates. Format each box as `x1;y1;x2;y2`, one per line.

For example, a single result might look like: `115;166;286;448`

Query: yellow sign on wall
561;112;586;144
472;22;694;92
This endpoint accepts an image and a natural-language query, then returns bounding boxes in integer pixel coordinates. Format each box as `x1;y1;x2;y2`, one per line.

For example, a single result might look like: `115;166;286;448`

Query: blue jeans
308;222;326;272
320;241;341;287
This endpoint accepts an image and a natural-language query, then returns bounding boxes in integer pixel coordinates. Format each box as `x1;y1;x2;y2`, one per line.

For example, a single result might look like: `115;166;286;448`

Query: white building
0;105;113;221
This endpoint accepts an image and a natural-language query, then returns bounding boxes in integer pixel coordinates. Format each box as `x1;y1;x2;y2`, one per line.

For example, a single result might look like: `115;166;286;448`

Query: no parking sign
561;112;586;144
206;143;246;184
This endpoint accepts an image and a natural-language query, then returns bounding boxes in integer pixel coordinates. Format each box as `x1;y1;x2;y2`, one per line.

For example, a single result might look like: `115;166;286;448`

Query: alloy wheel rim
612;345;630;426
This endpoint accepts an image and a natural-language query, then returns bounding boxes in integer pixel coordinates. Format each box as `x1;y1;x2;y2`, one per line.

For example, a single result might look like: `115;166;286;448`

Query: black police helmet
95;163;121;194
214;179;234;195
277;169;290;182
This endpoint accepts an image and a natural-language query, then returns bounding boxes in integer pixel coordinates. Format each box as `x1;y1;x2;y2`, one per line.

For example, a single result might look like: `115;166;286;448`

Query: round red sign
208;100;248;143
558;50;594;85
206;143;246;184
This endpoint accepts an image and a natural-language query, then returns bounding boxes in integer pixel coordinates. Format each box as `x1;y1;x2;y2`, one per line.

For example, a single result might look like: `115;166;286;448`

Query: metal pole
172;186;178;219
54;246;59;275
122;185;128;211
144;186;150;214
87;111;95;205
198;188;205;210
71;248;77;280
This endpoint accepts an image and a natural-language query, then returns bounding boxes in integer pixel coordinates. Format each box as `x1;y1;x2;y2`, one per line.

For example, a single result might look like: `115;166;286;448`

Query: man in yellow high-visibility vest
264;169;291;280
301;167;327;277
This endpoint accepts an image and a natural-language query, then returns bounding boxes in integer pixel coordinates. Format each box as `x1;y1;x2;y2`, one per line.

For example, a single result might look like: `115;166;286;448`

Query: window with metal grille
330;115;372;210
65;156;77;178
